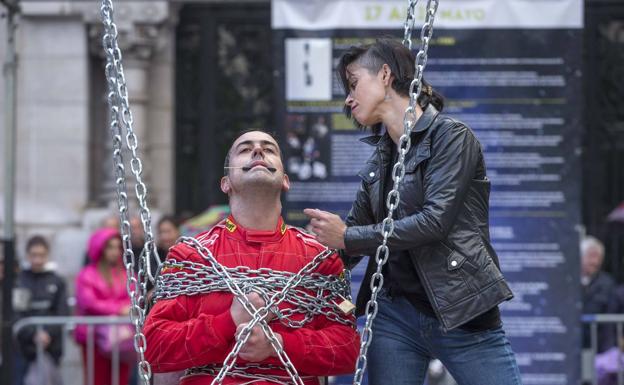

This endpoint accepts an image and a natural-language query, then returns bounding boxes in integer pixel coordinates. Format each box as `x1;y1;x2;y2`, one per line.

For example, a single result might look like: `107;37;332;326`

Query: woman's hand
303;209;347;250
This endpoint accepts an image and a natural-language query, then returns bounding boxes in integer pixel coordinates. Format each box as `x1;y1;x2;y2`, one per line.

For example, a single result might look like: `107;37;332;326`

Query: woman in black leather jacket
305;38;522;385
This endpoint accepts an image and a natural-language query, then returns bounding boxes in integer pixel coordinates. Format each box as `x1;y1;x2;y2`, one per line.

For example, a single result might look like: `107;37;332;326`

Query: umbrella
607;202;624;223
179;205;230;237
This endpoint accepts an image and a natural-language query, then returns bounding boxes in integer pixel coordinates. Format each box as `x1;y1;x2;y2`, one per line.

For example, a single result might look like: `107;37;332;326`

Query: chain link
100;1;157;383
352;1;439;384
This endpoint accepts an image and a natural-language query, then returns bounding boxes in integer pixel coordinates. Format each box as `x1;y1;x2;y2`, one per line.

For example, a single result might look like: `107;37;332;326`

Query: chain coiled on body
166;236;354;385
185;364;317;385
154;259;355;328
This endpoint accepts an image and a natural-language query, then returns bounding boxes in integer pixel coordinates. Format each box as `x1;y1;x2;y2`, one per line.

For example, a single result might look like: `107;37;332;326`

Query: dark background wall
583;0;624;282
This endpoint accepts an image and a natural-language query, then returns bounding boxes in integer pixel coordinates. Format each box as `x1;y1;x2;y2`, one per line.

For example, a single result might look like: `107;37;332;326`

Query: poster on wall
273;1;583;384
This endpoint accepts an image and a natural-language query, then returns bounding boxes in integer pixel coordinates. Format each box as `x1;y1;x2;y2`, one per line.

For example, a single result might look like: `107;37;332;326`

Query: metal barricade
582;314;624;385
13;315;134;385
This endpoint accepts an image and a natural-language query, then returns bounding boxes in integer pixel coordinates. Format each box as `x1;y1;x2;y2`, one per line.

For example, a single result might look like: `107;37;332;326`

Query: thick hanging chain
179;237;337;385
100;0;156;383
352;1;439;384
402;0;420;49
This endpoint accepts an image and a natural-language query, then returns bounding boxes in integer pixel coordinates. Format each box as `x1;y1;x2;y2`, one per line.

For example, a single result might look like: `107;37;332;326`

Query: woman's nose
345;93;354;106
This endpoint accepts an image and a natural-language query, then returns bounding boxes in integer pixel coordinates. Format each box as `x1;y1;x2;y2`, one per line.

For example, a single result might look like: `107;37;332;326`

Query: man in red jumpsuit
144;130;360;385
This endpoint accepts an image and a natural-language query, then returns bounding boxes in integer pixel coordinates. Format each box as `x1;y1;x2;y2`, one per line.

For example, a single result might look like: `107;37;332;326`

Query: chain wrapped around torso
152;237;354;384
154;259;355;328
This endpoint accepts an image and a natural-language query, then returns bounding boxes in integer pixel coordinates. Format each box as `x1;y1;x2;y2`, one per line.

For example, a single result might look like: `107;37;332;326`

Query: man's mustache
224;166;278;172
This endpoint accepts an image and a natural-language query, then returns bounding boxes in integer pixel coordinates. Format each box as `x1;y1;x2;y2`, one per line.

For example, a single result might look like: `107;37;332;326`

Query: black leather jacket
343;105;513;331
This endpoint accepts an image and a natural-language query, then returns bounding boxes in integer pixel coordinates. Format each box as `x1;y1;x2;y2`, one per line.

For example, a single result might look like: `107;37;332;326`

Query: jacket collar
223;215;287;243
359;104;439;147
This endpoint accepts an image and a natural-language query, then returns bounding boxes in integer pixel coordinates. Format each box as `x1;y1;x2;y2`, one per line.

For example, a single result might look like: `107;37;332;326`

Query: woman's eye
265;148;275;154
240;148;251;153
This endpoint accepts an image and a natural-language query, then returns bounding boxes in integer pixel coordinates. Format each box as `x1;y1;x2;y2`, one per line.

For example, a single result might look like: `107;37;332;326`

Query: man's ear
281;173;291;193
220;176;231;194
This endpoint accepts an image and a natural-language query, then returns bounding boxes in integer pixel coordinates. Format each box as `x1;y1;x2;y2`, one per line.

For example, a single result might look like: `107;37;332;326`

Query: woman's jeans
367;289;523;385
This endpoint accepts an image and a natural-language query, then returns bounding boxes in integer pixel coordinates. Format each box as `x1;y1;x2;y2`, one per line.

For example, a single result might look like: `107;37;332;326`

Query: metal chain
100;0;159;285
352;1;439;384
179;236;339;385
402;0;420;49
186;363;317;385
100;0;156;383
154;261;355;328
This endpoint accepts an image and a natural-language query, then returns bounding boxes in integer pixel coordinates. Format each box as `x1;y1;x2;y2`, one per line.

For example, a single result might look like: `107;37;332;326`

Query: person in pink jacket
75;227;132;385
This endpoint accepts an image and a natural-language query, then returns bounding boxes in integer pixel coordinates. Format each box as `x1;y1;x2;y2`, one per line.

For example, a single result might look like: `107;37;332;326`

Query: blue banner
273;2;583;384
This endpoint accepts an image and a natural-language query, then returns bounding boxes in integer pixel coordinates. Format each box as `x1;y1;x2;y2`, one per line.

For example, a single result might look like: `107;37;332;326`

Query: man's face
158;221;180;250
130;217;144;245
27;244;49;273
221;131;290;196
581;246;603;277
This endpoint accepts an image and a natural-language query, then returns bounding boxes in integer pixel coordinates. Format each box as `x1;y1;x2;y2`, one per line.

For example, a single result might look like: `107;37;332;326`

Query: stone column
13;16;89;230
146;19;176;214
5;1;172;273
85;1;173;212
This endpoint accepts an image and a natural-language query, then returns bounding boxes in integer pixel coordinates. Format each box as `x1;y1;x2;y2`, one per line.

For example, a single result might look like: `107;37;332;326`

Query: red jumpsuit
144;216;360;385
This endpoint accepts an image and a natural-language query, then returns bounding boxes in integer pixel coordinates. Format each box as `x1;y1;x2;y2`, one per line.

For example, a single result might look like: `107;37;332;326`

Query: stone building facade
0;1;175;279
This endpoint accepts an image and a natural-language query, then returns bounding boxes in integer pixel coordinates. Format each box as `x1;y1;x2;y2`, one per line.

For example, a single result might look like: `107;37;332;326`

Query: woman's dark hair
26;235;49;253
337;37;444;135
